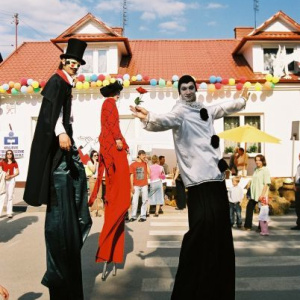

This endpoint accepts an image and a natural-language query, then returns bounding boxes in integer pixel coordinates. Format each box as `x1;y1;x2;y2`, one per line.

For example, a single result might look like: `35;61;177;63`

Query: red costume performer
89;81;131;264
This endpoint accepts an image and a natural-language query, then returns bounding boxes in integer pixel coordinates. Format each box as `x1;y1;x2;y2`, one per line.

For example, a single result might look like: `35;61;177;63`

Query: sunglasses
65;59;81;69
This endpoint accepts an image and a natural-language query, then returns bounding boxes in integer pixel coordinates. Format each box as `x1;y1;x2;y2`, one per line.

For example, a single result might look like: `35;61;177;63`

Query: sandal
154;213;159;217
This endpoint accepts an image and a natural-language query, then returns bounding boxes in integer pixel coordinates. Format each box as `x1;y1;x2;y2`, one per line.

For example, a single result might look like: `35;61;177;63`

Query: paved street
1;188;300;299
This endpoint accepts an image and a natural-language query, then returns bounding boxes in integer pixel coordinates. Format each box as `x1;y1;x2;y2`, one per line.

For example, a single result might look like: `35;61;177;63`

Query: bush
224;146;234;154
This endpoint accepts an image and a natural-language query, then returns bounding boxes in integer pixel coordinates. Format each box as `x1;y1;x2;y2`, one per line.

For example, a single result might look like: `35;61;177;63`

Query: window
224;115;262;153
263;47;295;72
81;49;108;74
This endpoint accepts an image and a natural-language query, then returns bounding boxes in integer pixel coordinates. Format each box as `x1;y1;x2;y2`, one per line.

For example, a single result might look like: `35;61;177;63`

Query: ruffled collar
177;99;203;109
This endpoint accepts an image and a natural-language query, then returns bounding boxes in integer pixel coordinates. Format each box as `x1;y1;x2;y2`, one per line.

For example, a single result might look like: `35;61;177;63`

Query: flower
134;86;148;105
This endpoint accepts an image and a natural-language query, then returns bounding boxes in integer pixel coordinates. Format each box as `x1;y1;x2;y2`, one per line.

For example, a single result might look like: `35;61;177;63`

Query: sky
0;0;300;59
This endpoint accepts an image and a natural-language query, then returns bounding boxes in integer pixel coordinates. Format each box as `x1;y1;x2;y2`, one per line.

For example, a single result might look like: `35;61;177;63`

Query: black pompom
200;108;209;121
218;159;229;173
211;135;220;149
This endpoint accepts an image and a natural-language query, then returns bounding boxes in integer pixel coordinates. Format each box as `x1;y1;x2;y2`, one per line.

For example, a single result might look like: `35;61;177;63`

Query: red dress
89;97;131;263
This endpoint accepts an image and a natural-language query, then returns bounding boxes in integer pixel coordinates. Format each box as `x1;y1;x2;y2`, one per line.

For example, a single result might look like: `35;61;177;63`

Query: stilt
112;263;117;276
102;261;108;280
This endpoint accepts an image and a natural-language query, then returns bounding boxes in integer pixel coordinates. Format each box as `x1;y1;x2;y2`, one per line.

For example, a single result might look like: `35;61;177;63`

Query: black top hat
60;38;87;65
100;81;123;97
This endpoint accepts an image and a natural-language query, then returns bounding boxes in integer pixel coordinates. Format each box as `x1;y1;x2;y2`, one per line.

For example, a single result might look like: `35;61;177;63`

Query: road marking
150;222;188;227
145;256;300;268
142;277;300;292
149;230;187;236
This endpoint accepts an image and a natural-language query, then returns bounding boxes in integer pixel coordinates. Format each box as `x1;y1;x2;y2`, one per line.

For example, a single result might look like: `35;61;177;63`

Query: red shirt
130;161;148;187
1;161;18;175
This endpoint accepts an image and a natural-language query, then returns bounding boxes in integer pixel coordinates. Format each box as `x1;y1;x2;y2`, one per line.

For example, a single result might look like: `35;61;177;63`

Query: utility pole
253;0;259;28
122;0;127;36
13;13;19;51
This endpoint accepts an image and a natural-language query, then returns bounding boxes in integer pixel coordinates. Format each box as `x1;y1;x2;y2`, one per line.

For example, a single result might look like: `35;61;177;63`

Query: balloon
172;75;179;82
2;84;9;91
90;81;97;88
222;78;229;85
166;80;172;87
244;81;251;88
239;76;247;83
20;78;27;86
150;79;157;86
40;80;46;88
116;74;123;79
208;84;216;92
9;81;14;88
85;75;90;82
136;74;143;81
200;82;207;89
209;76;217;84
272;76;280;84
215;83;222;90
264;81;272;90
265;74;273;82
236;83;243;91
173;81;178;89
20;86;28;93
77;75;85;82
27;86;34;93
229;78;235;85
110;78;116;83
103;79;109;86
32;81;39;89
0;86;5;93
96;80;103;87
143;75;149;81
216;76;222;83
98;74;105;81
76;82;83;89
123;79;130;87
105;74;111;81
11;88;18;95
91;74;98;82
159;78;166;87
34;87;40;93
83;81;90;89
254;82;262;91
130;75;136;82
14;82;21;90
123;74;130;80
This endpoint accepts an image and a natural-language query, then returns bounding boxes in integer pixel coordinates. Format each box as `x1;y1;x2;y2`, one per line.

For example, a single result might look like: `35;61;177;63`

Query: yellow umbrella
217;125;281;144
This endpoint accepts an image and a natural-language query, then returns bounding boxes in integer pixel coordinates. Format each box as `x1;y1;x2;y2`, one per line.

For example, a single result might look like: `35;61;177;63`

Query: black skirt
171;180;235;300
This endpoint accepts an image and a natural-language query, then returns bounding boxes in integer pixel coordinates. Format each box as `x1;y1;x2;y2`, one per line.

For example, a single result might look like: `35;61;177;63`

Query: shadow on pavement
0;215;39;243
18;292;43;300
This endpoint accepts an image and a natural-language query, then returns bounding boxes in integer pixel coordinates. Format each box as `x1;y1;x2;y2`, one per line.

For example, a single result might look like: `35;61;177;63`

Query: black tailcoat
24;72;72;206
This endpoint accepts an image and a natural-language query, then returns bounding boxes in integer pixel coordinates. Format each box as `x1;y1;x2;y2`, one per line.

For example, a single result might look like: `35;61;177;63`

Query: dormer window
263;47;295;72
81;49;108;74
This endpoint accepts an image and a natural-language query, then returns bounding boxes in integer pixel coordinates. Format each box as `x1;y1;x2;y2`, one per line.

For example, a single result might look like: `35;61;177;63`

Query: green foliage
247;144;258;153
224;146;234;154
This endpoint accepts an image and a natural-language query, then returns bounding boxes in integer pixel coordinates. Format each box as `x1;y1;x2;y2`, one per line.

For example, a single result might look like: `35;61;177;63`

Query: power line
19;17;45;39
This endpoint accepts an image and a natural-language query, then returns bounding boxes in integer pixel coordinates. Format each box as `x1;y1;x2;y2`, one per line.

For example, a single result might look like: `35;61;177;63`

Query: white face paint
180;82;196;102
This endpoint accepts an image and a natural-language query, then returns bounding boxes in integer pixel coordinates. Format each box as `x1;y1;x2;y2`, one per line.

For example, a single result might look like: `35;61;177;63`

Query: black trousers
171;181;235;300
244;199;257;229
175;179;187;209
42;146;92;300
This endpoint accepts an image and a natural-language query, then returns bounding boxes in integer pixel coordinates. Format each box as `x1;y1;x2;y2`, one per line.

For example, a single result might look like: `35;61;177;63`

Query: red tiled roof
0;42;61;83
119;39;259;81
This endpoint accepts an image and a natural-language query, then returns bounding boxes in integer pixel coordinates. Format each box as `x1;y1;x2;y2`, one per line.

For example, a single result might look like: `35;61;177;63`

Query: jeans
131;185;148;219
229;202;242;226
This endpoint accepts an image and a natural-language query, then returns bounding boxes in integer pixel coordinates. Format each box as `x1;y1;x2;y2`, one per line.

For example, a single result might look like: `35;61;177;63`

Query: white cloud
139;26;149;31
205;3;228;9
95;0;122;11
141;12;156;21
207;21;217;26
159;21;186;32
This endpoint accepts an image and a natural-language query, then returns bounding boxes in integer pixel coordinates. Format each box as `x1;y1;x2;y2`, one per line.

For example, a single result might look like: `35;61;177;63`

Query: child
258;196;269;236
228;176;244;228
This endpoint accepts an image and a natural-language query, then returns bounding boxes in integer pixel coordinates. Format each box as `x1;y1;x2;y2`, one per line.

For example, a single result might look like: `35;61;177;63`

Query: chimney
234;27;254;40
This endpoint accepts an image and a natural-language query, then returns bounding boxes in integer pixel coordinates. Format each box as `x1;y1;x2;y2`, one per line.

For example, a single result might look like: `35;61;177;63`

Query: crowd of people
1;37;296;300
